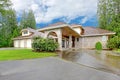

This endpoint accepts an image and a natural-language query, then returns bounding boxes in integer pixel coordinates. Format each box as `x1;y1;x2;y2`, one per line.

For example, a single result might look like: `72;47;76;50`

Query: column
57;29;62;51
69;35;72;48
64;38;67;48
75;38;77;48
43;31;48;38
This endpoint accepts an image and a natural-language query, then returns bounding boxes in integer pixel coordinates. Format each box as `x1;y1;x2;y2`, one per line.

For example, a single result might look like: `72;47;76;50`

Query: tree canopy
0;9;19;47
98;0;120;36
0;0;36;47
98;0;120;49
20;10;36;29
0;0;11;15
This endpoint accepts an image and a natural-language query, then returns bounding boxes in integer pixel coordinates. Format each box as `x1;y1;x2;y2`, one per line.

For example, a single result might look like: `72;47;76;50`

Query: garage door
14;40;19;48
14;39;32;48
26;39;32;48
20;40;25;48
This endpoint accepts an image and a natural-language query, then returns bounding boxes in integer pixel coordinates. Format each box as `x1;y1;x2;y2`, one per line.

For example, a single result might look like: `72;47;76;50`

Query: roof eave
81;32;116;37
68;27;80;37
38;24;69;31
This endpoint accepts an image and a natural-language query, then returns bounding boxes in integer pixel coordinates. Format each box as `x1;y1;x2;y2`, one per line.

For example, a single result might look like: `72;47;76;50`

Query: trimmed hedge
32;37;58;52
95;42;102;50
107;36;120;49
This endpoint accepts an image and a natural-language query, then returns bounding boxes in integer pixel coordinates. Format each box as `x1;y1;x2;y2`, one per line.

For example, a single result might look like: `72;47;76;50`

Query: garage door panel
26;39;32;48
14;40;19;48
20;40;24;48
14;39;32;48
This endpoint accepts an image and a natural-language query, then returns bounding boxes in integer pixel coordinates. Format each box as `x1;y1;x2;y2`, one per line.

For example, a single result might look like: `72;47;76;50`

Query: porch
43;27;80;51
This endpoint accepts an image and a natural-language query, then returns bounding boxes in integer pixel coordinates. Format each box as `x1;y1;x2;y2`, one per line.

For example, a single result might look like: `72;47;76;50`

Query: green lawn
113;49;120;54
0;49;57;61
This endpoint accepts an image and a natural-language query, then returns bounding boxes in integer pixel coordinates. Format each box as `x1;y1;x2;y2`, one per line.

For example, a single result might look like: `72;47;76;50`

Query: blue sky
11;0;98;28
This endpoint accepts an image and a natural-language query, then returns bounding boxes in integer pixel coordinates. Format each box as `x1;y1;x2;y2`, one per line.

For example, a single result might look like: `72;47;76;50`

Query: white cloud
81;17;88;24
11;0;98;24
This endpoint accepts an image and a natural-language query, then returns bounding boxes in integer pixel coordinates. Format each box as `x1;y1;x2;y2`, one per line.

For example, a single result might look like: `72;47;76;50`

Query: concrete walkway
0;57;119;80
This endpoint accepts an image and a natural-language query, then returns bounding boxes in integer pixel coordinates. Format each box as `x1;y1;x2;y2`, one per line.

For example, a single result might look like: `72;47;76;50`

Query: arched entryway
47;31;58;42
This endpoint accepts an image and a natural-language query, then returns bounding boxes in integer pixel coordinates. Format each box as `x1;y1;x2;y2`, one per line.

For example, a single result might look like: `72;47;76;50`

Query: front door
62;40;65;48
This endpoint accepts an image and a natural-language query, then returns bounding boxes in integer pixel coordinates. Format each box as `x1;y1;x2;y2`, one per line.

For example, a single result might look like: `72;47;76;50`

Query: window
24;31;28;34
102;36;107;41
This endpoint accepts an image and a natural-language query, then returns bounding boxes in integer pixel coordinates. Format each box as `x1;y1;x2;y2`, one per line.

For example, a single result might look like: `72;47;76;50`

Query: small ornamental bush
32;37;58;52
95;42;102;50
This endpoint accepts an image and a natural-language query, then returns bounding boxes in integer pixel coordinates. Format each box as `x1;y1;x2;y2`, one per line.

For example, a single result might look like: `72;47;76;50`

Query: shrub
32;37;58;52
95;42;102;50
107;36;120;49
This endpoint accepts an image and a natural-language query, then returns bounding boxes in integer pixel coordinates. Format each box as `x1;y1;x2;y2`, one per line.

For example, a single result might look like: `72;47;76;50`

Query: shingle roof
38;22;69;31
40;22;66;29
13;25;115;40
47;22;66;27
21;27;36;33
82;27;115;36
70;24;82;28
14;28;44;40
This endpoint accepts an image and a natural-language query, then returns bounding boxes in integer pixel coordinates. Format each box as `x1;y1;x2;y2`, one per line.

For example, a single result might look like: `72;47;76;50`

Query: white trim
22;30;30;36
70;25;82;28
81;32;116;37
38;24;69;31
38;25;80;37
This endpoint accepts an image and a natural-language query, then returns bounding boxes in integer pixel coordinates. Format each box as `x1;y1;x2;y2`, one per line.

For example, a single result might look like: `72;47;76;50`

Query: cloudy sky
11;0;98;28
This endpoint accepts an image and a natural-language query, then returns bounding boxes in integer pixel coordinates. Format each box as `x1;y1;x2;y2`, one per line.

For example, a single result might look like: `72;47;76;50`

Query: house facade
13;22;115;50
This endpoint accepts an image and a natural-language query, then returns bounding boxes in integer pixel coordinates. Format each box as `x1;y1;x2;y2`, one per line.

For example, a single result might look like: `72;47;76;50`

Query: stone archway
43;29;62;50
47;31;58;42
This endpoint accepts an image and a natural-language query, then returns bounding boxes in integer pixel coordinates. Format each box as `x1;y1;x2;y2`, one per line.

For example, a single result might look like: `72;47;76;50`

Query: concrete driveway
0;57;120;80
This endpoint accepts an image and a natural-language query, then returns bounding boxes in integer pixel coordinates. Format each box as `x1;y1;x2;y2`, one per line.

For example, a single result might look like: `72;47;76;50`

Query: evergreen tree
98;0;120;36
26;10;36;29
7;9;19;46
20;10;36;29
98;0;120;49
97;0;107;29
20;10;28;29
0;9;19;47
0;0;11;15
0;0;13;47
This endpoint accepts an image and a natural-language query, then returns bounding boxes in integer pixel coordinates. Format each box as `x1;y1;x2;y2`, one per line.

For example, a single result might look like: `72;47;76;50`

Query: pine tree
0;9;19;47
7;9;19;46
98;0;120;36
0;0;11;15
20;10;36;29
98;0;120;49
26;10;36;29
20;10;27;29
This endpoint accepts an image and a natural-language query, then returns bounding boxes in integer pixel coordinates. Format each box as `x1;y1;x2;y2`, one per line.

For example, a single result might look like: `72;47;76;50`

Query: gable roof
70;24;82;28
81;27;115;37
14;28;44;40
13;24;116;40
21;27;36;33
13;32;44;40
38;22;80;37
46;22;66;27
38;22;68;31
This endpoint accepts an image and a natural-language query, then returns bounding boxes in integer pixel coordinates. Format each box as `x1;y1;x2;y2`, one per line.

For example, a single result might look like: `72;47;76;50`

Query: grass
116;49;120;52
113;49;120;54
0;49;57;61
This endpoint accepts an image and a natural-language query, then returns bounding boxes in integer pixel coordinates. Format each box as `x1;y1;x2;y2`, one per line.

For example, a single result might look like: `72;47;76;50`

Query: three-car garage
14;39;32;48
